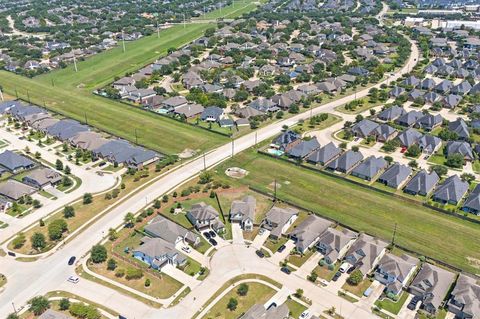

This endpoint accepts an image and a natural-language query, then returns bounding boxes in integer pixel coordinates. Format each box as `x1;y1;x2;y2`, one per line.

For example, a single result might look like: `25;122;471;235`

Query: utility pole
273;178;277;202
15;87;18;98
84;111;88;125
27;89;31;103
203;153;206;170
183;13;186;29
73;53;78;72
391;222;397;246
122;30;126;53
231;138;234;157
135;128;138;144
0;87;4;102
157;21;160;38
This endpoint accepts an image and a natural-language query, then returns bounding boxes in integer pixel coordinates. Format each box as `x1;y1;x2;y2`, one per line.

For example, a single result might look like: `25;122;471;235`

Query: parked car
347;266;356;274
181;246;191;253
339;262;350;273
267;302;277;310
400;146;407;153
407;296;421;310
280;267;291;275
209;238;218;246
299;310;310;319
67;275;79;284
332;271;341;281
364;287;373;297
277;244;286;253
68;256;76;265
203;232;211;239
209;230;216;238
319;279;329;287
256;250;265;258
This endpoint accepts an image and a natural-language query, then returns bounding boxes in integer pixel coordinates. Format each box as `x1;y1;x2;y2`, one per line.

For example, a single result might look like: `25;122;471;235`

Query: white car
181;246;191;253
319;279;329;287
299;310;310;319
67;275;79;284
339;262;350;273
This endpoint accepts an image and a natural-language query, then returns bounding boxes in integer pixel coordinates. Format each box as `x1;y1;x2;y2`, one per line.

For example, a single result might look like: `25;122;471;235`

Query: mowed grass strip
0;71;228;154
215;151;480;274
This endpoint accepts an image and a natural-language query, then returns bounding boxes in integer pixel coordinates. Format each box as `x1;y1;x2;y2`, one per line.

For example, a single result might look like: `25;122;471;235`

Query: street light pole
12;302;17;314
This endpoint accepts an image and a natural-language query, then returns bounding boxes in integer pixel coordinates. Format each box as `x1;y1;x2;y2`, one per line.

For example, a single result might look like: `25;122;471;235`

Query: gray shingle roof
447;274;480;318
449;119;470;140
418;135;442;154
395;111;423;127
0;150;35;172
306;142;341;165
289;215;332;252
351;156;387;180
404;170;439;196
397;128;423;147
0;179;36;200
345;234;388;275
316;228;357;263
378;163;412;188
327;150;364;172
445;141;473;161
352;119;379;137
286;138;320;158
144;216;198;245
433;175;469;204
46;119;89;140
377;105;406;121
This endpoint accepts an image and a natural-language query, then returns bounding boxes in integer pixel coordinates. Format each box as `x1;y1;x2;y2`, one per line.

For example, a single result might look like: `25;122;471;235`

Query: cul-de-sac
0;0;479;319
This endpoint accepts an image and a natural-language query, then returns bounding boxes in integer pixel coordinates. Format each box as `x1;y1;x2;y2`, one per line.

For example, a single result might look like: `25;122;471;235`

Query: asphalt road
0;15;420;319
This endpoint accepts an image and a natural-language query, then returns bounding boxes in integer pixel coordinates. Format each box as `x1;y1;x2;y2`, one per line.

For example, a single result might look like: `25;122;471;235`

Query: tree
124;212;135;228
83;193;93;204
107;258;117;270
308;270;318;282
355;114;364;122
405;144;421;158
431;165;448;177
237;283;249;296
55;159;63;171
408;160;418;169
48;219;68;241
347;269;363;286
69;303;100;319
352;145;359;152
31;232;46;251
295;288;304;298
446;153;464;168
384;156;393;164
62;176;72;187
12;232;26;249
64;165;71;175
108;228;118;241
90;245;107;263
227;297;238;311
59;298;70;310
198;170;213;184
63;205;75;218
461;173;475;183
7;314;19;319
29;296;50;315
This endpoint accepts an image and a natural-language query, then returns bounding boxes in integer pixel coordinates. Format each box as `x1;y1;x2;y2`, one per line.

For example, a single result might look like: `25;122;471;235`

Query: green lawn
196;0;260;20
264;237;288;253
284;299;307;318
375;291;410;315
212;150;480;273
342;279;373;298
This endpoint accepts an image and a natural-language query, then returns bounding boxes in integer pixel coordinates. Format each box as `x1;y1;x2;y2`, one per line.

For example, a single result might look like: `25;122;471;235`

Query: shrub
227;297;238;311
115;268;125;278
83;193;93;204
125;268;143;280
347;269;363;286
237;283;249;296
31;232;46;250
107;258;117;270
59;298;70;310
69;303;101;319
145;278;151;287
12;232;26;249
48;219;68;241
28;296;50;315
90;245;107;263
63;206;75;218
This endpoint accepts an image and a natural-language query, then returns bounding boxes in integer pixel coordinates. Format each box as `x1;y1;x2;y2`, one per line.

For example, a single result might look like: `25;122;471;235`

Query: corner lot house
344;234;388;276
447;274;480;319
316;228;357;265
144;216;199;246
0;150;35;173
0;180;36;200
289;215;332;253
38;309;73;319
230;196;256;232
409;263;455;315
374;253;418;296
22;167;62;189
133;237;186;270
262;206;298;239
240;303;289;319
432;175;469;205
187;202;225;232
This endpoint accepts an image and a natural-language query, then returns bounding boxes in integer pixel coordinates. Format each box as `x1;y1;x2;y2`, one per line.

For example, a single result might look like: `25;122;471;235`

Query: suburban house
286;138;320;159
395;111;423;127
46;119;90;140
432;175;469;205
447;274;480;319
173;103;204;118
306;142;342;166
377;105;406;122
316;228;357;265
240;303;289;319
344;234;388;276
448;119;470;141
22;167;62;189
409;263;456;315
230;196;256;232
0;150;35;173
272;131;300;152
445;141;474;162
200;106;224;122
350;156;387;181
351;119;379;138
93;139;160;169
462;184;480;215
404;170;440;196
38;309;73;319
289;215;332;253
187;202;225;233
68;131;108;151
133;237;186;270
0;180;36;200
377;163;412;189
144;216;200;246
374;253;418;296
262;206;298;239
327;150;364;173
396;128;423;148
418;135;442;154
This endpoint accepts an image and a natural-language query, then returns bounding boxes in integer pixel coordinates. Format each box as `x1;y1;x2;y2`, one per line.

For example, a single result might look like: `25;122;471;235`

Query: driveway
43;185;65;198
161;264;201;288
175;242;209;266
358;280;384;309
270;240;295;264
231;222;244;245
264;286;292;308
251;229;270;249
296;252;322;279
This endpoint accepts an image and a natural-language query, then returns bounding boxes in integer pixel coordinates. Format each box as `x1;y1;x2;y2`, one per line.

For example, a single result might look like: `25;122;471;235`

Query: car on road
319;279;329;287
277;244;286;253
332;271;341;281
339;262;350;273
181;246;191;253
299;310;310;319
203;232;211;239
68;256;76;265
67;275;79;284
407;295;421;310
280;267;291;275
209;238;217;246
255;250;265;258
209;230;216;238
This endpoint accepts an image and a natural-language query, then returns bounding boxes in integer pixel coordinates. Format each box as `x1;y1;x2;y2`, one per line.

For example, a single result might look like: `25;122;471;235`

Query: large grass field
0;1;262;155
198;0;261;20
213;151;480;274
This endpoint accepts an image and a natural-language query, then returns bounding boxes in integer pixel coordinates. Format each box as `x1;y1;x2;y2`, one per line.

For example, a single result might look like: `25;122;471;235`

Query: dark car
209;238;218;246
209;231;216;238
407;296;421;310
256;250;265;258
332;271;341;282
68;256;76;265
280;267;291;275
203;232;211;239
277;244;286;253
347;266;356;274
266;302;277;310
